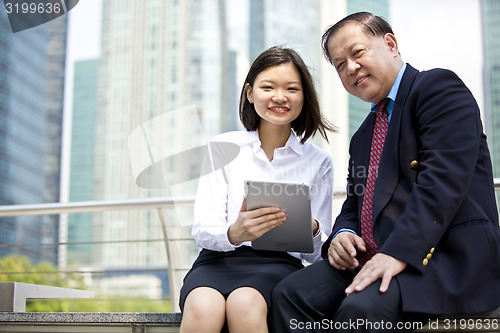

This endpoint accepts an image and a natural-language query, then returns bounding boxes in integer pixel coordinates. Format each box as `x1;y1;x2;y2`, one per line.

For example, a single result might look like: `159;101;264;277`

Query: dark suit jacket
323;64;500;315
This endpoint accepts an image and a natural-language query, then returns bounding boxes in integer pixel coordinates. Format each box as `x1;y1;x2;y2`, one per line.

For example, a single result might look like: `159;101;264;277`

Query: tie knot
376;98;390;113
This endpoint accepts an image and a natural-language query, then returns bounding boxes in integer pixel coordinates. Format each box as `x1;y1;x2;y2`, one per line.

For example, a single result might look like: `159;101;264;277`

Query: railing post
156;208;180;312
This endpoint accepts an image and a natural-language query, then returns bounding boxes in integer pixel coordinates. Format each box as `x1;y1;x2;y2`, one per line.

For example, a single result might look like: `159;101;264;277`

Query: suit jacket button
426;253;432;260
430;247;435;254
423;258;428;266
410;160;419;169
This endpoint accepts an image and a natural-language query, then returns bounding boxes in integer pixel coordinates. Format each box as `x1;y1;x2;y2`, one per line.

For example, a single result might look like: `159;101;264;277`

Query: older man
271;12;500;332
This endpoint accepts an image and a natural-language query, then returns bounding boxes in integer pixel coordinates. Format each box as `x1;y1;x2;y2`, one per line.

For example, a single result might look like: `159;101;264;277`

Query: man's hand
345;253;407;295
327;232;366;270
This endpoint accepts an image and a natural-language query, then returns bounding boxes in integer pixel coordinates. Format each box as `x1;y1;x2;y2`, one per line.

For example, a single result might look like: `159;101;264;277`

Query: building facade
68;59;99;265
0;6;67;265
482;0;500;182
67;0;232;300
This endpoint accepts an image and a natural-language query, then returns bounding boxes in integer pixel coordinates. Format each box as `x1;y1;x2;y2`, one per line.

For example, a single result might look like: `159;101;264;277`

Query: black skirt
179;246;303;311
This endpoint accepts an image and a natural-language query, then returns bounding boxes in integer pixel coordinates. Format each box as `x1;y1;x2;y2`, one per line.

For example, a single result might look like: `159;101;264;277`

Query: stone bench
2;310;500;332
0;281;498;333
0;312;182;332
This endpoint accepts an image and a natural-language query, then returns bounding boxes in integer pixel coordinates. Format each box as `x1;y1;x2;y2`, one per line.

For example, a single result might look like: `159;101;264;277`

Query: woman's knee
181;287;226;327
226;287;268;330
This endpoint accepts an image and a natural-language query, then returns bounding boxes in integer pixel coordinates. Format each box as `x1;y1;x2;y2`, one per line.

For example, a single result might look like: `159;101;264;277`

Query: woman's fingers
235;207;286;240
251;212;286;235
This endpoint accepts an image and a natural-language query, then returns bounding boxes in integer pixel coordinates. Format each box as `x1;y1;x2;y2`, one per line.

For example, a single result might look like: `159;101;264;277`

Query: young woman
179;46;335;333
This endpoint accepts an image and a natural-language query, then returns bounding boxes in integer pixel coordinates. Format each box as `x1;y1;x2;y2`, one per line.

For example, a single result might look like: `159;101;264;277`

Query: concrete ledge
0;312;183;333
1;309;500;332
0;282;95;312
0;312;182;325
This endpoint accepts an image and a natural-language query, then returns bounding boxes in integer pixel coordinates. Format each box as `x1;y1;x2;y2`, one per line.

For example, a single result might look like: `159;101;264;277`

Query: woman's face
246;62;304;129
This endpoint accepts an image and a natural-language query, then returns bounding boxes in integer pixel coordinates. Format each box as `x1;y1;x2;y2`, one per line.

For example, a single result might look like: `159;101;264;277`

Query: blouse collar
247;130;303;156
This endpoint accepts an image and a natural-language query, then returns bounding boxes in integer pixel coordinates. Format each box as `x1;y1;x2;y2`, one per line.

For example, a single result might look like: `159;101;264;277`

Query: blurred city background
0;0;498;313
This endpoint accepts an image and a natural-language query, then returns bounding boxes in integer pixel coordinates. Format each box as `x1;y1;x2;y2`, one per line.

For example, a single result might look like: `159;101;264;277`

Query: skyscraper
0;6;67;264
66;2;232;302
93;0;229;266
68;59;99;265
248;0;321;72
482;0;500;182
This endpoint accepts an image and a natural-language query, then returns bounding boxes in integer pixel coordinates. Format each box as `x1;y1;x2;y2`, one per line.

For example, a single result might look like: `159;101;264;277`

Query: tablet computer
244;180;313;253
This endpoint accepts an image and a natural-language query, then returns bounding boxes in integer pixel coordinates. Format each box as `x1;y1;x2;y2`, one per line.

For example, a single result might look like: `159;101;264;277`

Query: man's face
328;22;401;104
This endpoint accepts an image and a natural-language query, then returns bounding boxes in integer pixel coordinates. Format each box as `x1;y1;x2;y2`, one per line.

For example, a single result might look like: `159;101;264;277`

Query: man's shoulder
414;67;462;85
402;66;477;118
402;66;468;103
402;64;461;88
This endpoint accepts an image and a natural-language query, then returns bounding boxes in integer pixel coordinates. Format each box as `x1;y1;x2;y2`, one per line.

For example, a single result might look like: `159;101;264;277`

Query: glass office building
65;0;232;299
68;59;99;265
482;0;500;181
0;8;67;264
249;0;321;77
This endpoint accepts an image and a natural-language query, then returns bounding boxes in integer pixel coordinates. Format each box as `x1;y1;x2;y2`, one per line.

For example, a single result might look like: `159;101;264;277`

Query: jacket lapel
372;64;419;222
355;113;376;170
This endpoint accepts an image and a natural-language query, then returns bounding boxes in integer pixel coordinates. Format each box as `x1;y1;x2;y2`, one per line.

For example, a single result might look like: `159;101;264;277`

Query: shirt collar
286;131;303;155
249;130;303;155
370;63;407;117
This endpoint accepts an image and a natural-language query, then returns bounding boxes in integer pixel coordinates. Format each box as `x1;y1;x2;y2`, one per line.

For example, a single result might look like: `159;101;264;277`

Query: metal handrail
0;196;198;311
1;177;498;217
0;196;196;217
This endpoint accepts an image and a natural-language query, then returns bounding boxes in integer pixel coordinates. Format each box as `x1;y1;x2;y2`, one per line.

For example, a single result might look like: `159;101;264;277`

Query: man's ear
384;33;399;56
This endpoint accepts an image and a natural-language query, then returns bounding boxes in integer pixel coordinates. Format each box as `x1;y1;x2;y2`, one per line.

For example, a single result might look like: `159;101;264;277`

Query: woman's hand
227;199;286;245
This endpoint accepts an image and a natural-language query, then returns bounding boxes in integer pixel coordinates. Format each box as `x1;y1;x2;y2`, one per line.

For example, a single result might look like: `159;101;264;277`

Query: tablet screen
245;180;313;253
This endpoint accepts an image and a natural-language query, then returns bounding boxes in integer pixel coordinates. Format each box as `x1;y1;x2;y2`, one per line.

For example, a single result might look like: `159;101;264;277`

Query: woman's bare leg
180;287;226;333
226;287;268;333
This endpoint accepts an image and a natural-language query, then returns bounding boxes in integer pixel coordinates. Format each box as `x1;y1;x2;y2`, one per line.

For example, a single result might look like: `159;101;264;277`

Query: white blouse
192;130;333;263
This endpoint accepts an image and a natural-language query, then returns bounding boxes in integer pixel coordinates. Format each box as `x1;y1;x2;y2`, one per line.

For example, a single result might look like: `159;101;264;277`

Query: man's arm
380;69;483;271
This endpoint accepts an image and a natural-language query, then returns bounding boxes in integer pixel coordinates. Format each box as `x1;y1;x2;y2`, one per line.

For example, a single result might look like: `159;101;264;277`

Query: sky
66;0;102;63
390;0;483;108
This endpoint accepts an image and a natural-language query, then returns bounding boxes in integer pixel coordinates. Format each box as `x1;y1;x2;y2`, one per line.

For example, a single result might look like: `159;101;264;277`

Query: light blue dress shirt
370;63;407;123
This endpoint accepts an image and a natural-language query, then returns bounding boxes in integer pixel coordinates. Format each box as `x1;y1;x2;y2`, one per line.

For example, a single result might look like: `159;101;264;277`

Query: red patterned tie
358;98;390;268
